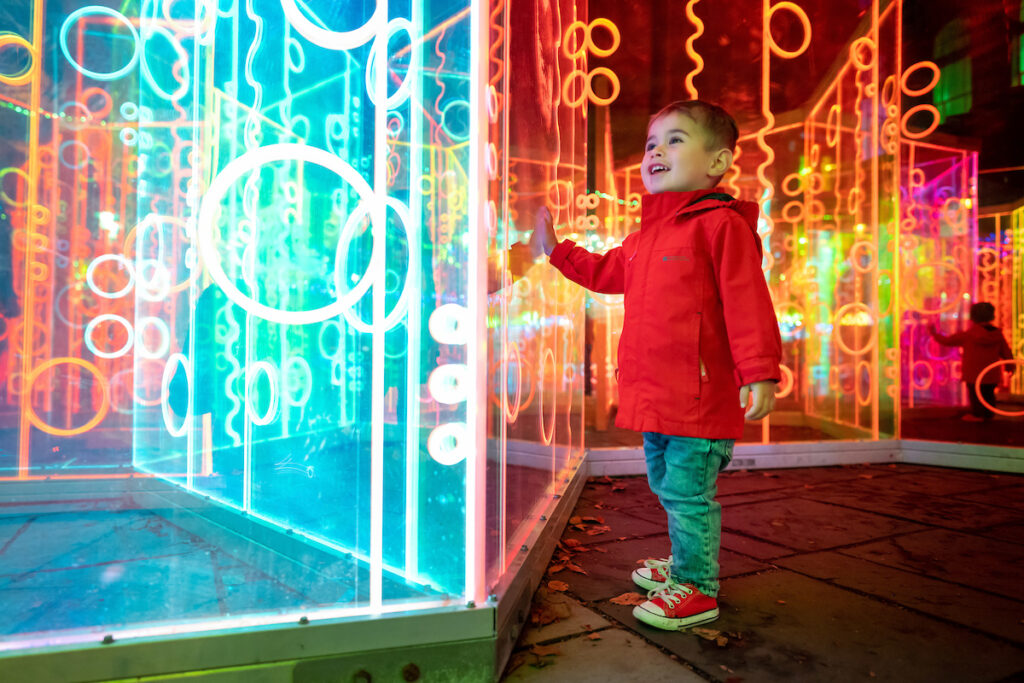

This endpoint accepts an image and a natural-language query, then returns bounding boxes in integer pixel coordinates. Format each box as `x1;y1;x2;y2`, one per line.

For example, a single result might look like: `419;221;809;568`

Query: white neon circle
85;314;134;359
280;0;382;50
135;316;171;359
428;364;469;405
427;422;468;466
161;353;192;437
246;360;279;426
282;355;313;407
59;6;141;81
428;304;469;346
86;254;135;299
365;18;416;110
196;143;376;325
136;259;171;302
140;25;190;101
340;195;413;334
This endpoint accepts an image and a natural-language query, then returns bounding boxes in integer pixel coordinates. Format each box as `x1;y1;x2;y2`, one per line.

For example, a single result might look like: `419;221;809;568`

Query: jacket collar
640;189;760;229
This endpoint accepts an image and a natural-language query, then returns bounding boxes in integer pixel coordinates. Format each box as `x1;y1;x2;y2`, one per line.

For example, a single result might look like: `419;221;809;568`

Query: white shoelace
643;556;672;572
647;582;693;607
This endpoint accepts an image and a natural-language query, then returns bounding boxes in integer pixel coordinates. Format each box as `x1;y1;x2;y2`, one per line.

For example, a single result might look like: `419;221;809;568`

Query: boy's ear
709;148;734;178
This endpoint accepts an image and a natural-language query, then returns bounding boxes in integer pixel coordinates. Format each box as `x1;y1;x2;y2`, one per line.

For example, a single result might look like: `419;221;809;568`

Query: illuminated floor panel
0;502;442;638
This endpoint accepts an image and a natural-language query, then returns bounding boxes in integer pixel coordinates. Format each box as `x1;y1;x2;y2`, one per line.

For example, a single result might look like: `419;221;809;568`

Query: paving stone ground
501;462;1024;683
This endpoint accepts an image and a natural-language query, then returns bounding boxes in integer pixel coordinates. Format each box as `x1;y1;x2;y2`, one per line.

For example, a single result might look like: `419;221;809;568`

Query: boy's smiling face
641;112;731;194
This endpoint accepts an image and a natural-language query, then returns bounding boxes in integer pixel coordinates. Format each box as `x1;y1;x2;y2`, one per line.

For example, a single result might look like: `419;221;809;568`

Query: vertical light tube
405;0;424;582
370;1;389;613
869;0;880;440
466;0;488;607
892;0;903;438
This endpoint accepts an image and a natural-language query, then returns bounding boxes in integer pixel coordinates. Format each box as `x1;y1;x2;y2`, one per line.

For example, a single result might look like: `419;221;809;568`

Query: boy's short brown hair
969;302;996;324
650;100;739;153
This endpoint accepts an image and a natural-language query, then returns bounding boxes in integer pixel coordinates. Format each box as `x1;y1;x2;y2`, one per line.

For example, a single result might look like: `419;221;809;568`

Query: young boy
930;302;1014;421
532;100;782;631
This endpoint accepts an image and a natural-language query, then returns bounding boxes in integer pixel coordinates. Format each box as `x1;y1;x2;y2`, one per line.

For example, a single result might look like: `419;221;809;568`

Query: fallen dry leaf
564;538;582;547
569;516;582;525
548;580;569;592
565;562;588;575
547;564;566;574
610;592;648;606
586;632;602;640
530;644;562;657
593;546;608;553
581;515;605;524
611;483;627;491
777;600;786;604
585;525;611;536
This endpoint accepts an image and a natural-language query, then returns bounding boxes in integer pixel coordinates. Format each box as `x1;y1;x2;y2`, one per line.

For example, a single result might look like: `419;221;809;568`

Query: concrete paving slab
552;535;672;602
594;568;1024;683
720;531;795;560
840;528;1024;600
560;497;666;546
955;484;1024;511
722;497;926;551
776;550;1024;644
504;626;705;682
797;485;1024;531
977;521;1024;545
578;476;653;508
516;591;611;646
814;468;1014;497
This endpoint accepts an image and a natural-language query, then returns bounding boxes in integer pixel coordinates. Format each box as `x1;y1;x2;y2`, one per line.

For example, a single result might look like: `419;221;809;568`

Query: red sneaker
631;556;672;591
632;582;719;630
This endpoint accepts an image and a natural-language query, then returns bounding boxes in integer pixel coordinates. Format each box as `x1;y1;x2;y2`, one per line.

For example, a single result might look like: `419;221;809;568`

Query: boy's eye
646;143;655;151
670;136;683;144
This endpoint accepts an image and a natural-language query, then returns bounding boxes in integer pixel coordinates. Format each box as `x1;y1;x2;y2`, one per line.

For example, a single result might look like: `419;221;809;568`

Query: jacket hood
970;323;1008;346
641;189;762;254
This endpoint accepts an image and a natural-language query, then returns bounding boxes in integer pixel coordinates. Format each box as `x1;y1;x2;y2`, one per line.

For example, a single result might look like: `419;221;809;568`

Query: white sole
632;605;719;631
631;571;669;592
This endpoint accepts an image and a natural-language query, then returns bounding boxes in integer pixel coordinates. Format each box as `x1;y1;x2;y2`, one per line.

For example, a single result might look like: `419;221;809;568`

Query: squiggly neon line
755;0;775;240
432;27;448;146
683;0;704;100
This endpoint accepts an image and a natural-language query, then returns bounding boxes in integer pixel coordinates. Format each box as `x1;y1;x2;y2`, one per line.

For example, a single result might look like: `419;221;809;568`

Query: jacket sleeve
709;213;782;386
932;330;967;347
1000;332;1013;361
548;239;626;294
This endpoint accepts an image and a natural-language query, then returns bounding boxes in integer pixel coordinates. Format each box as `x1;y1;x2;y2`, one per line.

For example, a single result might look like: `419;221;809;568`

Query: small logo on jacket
662;254;691;262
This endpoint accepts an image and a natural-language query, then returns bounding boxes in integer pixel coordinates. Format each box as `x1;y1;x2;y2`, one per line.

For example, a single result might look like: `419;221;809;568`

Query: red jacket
933;323;1013;384
549;190;782;438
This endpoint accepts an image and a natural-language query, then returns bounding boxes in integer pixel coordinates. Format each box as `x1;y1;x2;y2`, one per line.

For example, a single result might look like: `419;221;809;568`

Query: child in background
532;100;782;630
930;302;1014;421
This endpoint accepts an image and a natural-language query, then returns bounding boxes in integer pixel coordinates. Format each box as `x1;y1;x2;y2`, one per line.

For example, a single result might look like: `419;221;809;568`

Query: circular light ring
339;195;413;334
849;36;875;71
848;240;876;274
767;2;812;59
26;358;110;436
140;24;191;102
0;33;38;87
901;60;940;97
911;360;934;391
781;201;804;223
504;341;524;423
781;173;803;197
286;37;305;72
85;313;134;359
282;355;313;407
974;361;1024;417
245;360;279;426
59;6;141;81
136;259;172;302
774;363;794;399
59;140;90;170
161;352;192;437
86;253;135;299
901;262;968;315
318;320;345;360
428;363;469;405
428;304;469;345
280;0;381;51
196;143;375;326
364;18;416;110
81;86;113;120
440;99;471;142
120;128;138;146
427;422;468;466
855;360;872;406
832;302;876;356
901;104;940;140
135;316;171;359
826;104;841;147
539;347;556;446
0;167;30;207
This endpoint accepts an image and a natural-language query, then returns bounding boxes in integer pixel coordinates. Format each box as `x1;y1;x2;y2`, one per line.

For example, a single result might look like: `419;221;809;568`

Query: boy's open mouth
648;164;669;175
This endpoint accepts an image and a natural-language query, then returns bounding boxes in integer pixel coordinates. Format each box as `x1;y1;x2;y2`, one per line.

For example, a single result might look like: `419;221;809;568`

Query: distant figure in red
930;302;1014;422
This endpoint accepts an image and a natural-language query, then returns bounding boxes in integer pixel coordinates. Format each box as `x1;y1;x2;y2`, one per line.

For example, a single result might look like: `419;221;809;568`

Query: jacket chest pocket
650;247;703;310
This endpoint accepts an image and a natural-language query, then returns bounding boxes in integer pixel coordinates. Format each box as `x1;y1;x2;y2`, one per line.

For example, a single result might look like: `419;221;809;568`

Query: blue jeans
642;432;734;597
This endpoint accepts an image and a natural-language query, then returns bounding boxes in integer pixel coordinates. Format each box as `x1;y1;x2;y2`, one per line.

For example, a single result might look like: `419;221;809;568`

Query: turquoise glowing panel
0;0;479;647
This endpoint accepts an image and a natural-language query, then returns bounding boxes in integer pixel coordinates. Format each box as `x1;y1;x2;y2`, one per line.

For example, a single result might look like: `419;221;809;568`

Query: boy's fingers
738;385;750;409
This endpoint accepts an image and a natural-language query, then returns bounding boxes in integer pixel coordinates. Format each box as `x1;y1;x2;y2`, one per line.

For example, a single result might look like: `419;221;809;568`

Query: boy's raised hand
530;206;558;257
740;381;776;421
